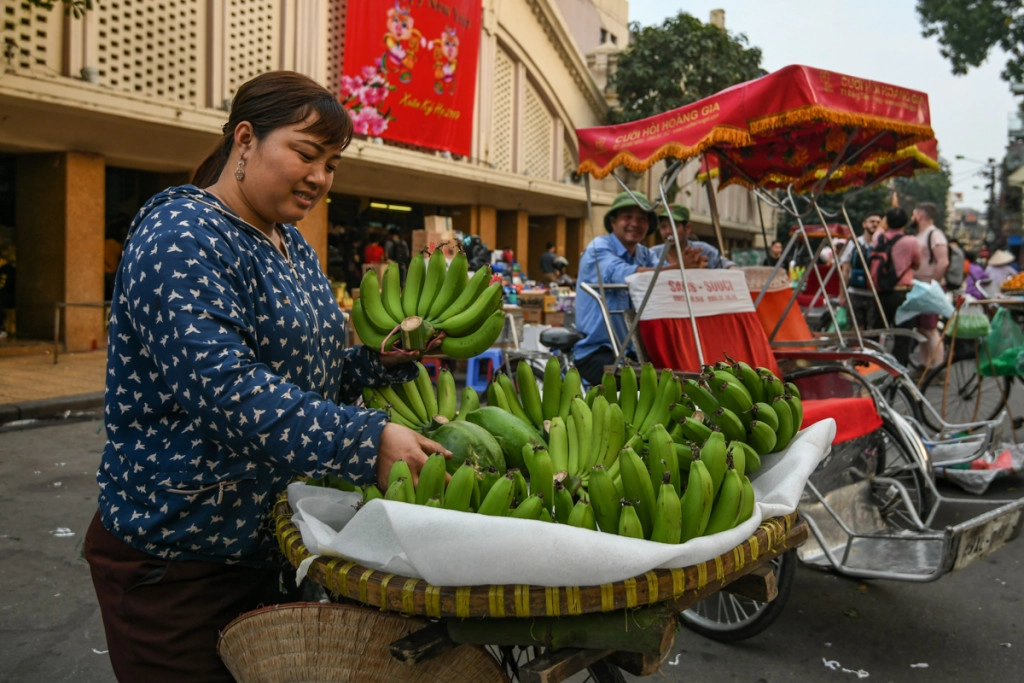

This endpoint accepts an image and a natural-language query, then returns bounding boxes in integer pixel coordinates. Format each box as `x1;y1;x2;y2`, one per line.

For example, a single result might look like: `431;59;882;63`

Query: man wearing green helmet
574;190;662;386
651;203;735;269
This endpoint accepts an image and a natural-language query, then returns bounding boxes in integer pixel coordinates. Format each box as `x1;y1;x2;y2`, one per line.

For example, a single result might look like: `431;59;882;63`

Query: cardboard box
412;221;456;256
361;262;388;280
522;307;544;324
544;311;565;327
543;295;559;312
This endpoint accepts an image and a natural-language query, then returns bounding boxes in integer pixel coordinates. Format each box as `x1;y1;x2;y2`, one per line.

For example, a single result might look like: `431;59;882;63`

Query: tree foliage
917;0;1024;85
608;12;764;124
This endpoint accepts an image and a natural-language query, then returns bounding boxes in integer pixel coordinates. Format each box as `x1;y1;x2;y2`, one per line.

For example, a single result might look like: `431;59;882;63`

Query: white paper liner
287;418;836;587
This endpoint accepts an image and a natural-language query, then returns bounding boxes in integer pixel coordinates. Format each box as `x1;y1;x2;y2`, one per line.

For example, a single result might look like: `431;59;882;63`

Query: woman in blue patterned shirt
84;71;447;682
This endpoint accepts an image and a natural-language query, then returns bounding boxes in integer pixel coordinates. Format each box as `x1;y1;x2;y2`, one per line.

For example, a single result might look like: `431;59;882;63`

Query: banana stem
400;316;435;351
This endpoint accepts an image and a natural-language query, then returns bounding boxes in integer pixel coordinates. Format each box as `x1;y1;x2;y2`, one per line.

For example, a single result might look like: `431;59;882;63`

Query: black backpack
869;233;909;293
386;238;411;265
849;242;871;288
945;240;966;288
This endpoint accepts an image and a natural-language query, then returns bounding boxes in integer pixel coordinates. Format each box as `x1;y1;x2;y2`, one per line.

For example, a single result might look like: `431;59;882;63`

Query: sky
626;0;1019;210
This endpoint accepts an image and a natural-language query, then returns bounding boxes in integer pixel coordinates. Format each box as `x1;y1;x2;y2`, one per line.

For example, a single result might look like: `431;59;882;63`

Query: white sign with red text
625;268;754;320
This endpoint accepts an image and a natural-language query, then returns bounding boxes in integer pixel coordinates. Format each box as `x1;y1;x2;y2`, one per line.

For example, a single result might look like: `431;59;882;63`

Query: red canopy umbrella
576;64;936;192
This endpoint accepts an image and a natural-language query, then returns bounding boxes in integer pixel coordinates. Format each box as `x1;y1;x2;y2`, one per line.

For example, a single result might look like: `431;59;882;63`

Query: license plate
953;507;1023;571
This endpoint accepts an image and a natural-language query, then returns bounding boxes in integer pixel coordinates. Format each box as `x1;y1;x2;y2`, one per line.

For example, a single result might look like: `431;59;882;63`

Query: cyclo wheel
872;413;932;525
678;548;796;643
916;355;1011;430
488;645;626;683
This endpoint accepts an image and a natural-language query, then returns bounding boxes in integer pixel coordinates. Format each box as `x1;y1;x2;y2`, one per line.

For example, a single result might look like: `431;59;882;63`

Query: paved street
1;413;1022;682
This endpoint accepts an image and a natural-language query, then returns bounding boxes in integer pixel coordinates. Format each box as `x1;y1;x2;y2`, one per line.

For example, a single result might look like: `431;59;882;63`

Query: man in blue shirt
574;191;659;387
651;204;735;269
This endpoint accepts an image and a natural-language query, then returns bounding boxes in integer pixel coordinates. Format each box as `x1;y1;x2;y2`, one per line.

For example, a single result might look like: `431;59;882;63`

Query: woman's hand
378;351;422;369
376;422;450;488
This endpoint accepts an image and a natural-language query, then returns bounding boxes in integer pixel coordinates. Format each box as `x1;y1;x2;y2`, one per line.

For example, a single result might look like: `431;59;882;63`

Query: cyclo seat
539;327;585;353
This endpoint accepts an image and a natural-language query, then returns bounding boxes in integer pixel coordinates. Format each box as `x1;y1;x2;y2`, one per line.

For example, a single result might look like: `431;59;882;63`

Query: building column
17;152;105;351
497;209;528;270
298;197;329;273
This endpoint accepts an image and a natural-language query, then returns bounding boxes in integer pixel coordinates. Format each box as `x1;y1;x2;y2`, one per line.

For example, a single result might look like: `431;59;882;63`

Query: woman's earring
234;159;246;181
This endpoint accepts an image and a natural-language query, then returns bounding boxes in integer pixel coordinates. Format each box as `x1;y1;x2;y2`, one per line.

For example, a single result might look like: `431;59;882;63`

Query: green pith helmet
657;203;690;225
603;191;657;235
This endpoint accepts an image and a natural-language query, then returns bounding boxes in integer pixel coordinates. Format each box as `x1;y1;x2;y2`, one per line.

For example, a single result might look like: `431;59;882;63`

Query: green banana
350;298;397;352
415;362;439;420
566;411;581;476
457;386;480;419
638;369;679;435
362;483;383;503
436;368;457;421
726;441;746;478
442;462;477;512
427;252;469;321
736;474;755;526
387;459;413;491
749;401;779;432
589;395;610;473
681;378;721;415
433;265;493;324
619;446;657;538
676;416;713;445
436;283;503;337
600;372;619;405
651;471;683;544
785;392;804;434
400;377;430;425
477;472;515;516
401;252;426;319
558;367;583;421
730;439;762;474
704;456;743;535
439;309;505;358
510;493;545;520
553;479;574;525
415;453;448;505
707;406;746;443
710;378;754;415
617;500;645;539
425;495;442;508
511;468;529;506
746;419;778;456
526;446;554;515
479;465;502;501
772;395;795;453
731;361;766;404
464;405;545;472
417;247;449;319
373;385;421;428
567;499;598;530
646;423;680;497
601;402;626;468
380;261;406;326
700;431;728;499
632;363;659;431
547;416;569;473
784;381;802;400
541;355;563;422
584;385;600;407
587;465;621;534
360;267;401;332
496;372;532;426
619;365;638;424
517;361;545;430
679;450;714;541
669;401;695;423
570;397;594;473
384;477;414;503
762;375;785;402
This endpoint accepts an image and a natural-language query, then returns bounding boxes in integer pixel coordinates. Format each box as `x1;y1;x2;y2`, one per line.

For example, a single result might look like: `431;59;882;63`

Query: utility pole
987;157;999;246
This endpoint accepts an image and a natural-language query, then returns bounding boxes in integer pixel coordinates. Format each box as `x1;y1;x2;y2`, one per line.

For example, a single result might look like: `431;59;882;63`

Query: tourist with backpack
911;202;949;370
868;207;920;366
840;211;882;328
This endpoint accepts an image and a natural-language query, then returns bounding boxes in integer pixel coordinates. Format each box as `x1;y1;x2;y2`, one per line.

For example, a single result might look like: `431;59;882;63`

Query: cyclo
223;65;1022;682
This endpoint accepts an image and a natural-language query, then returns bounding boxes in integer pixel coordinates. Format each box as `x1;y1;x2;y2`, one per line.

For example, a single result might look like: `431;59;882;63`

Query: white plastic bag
895;279;954;324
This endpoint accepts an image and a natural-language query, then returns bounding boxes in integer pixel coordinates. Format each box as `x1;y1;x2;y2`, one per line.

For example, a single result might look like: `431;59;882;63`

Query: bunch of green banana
350;251;506;358
364;362;487;431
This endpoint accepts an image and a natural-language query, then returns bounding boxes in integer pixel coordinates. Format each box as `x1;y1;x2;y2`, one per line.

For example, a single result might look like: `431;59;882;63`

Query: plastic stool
419;357;441;383
465;348;503;393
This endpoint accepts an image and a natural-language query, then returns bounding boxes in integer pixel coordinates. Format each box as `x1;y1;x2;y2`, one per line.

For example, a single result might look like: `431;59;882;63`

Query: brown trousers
84;511;298;682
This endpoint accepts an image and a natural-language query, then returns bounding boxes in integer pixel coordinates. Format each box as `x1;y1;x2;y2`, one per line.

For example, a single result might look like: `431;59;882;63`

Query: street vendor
650;204;736;269
574;191;663;386
84;71;447;682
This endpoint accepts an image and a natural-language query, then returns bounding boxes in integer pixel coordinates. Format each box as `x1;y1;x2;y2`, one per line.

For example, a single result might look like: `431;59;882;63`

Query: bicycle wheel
872;414;930;525
917;356;1011;427
488;645;626;683
679;548;796;642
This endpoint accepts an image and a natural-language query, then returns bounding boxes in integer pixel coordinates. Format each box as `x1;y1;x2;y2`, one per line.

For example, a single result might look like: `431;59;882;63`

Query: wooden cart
270;495;808;682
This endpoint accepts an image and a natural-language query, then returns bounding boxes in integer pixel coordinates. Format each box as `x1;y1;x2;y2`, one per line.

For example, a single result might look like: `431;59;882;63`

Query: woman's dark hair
192;71;354;188
884;206;908;230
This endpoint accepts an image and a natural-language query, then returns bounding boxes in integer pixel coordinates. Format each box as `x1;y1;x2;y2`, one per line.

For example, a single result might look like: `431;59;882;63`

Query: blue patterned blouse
96;185;415;567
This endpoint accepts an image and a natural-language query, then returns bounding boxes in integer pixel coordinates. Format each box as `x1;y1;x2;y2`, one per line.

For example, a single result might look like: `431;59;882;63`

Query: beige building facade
0;0;771;352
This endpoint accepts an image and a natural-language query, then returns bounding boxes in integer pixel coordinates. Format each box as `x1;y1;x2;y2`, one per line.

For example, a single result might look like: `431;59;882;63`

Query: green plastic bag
946;304;990;340
979;307;1024;376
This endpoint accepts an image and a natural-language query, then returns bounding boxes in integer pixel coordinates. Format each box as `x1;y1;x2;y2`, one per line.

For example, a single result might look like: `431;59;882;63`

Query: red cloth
796;262;842;307
639;311;780;375
800;397;881;444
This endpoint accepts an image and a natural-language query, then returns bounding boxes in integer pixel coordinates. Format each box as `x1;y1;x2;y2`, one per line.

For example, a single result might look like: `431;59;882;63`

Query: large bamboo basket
217;601;504;682
273;493;802;619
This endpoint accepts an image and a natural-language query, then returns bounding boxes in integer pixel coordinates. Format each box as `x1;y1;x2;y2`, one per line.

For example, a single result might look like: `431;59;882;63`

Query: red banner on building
341;0;481;157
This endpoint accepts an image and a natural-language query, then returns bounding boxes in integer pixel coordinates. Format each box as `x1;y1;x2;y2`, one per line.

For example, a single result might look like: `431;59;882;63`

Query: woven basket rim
272;492;803;619
741;265;792;293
